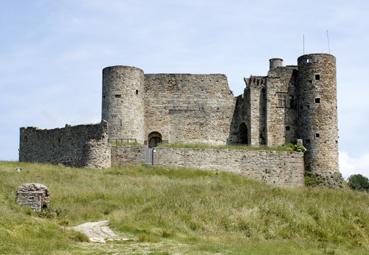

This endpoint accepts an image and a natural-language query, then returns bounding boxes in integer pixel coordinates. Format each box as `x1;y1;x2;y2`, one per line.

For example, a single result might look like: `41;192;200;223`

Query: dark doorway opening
238;123;248;145
148;132;162;148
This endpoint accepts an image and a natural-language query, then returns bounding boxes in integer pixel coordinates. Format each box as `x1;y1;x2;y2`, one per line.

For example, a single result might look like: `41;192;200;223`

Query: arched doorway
238;123;248;145
148;132;162;148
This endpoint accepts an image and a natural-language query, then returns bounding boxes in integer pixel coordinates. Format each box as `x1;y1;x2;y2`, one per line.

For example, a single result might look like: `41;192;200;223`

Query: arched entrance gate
146;131;162;165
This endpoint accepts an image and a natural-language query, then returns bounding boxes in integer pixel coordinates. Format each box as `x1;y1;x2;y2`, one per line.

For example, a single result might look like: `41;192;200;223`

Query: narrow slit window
276;92;288;108
115;94;121;98
315;74;320;80
289;96;295;108
315;98;320;103
315;133;320;138
135;90;139;95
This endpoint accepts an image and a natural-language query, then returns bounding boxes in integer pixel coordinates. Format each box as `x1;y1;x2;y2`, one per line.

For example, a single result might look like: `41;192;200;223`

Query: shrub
348;174;369;191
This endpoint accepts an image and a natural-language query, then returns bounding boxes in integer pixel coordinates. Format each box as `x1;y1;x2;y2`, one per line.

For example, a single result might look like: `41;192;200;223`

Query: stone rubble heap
16;183;50;212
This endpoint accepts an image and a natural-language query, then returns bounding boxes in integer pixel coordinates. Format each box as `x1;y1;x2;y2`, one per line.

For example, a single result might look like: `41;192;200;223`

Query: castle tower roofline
103;65;144;73
269;58;284;70
144;73;226;77
298;53;335;60
270;57;283;61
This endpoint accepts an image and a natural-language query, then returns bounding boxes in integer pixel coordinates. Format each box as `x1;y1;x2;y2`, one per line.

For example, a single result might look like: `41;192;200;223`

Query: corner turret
269;58;284;70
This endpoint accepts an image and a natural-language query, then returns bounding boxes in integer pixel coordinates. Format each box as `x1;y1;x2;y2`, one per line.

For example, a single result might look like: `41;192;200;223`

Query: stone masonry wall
19;121;110;168
111;145;146;167
154;147;304;187
297;54;339;175
247;76;267;146
228;91;249;144
266;66;298;146
102;66;145;143
144;74;235;145
82;138;111;169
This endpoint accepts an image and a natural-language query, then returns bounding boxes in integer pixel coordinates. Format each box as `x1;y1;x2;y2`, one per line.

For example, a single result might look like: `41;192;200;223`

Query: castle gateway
19;54;342;187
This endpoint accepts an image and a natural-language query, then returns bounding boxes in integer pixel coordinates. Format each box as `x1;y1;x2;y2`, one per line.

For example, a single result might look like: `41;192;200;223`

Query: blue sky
1;0;368;177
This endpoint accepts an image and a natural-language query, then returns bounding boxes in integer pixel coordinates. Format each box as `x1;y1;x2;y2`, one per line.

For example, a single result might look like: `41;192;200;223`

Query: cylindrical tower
269;58;284;70
297;53;339;176
102;66;145;144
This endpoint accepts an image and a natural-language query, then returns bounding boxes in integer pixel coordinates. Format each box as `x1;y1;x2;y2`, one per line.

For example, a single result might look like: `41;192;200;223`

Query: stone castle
19;53;342;187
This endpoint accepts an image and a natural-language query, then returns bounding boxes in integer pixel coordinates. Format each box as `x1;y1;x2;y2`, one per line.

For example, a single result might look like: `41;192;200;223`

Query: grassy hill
1;161;369;254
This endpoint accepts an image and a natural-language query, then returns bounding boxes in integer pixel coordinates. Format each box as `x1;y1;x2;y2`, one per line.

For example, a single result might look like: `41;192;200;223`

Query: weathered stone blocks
19;121;110;169
154;147;305;187
297;54;339;176
16;183;50;211
102;66;145;143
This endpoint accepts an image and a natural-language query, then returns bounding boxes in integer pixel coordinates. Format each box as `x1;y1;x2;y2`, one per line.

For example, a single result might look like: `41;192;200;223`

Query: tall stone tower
102;66;145;144
297;54;339;179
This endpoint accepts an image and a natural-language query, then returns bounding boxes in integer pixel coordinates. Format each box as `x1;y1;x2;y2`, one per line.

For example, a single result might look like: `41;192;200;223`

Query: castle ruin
19;53;342;187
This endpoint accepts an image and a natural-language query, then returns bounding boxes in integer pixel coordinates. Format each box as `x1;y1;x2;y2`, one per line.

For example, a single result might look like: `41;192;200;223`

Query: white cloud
339;151;369;178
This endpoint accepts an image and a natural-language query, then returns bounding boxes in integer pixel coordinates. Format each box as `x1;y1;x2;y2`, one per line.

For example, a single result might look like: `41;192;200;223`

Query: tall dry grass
0;161;369;254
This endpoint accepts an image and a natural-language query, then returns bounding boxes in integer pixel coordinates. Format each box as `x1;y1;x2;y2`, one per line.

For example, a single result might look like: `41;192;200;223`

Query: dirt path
71;220;129;243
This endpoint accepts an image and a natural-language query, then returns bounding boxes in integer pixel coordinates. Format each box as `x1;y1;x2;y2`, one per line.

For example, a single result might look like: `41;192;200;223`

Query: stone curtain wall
82;138;111;168
143;74;235;145
19;122;111;168
111;145;146;167
154;147;304;187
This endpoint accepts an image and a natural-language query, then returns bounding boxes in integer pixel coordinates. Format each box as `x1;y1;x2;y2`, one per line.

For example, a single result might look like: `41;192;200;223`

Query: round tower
269;58;284;70
297;53;339;177
102;66;145;144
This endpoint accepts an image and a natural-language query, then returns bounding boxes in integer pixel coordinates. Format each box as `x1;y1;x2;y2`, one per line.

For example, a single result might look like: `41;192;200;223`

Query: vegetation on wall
304;172;346;189
158;143;306;152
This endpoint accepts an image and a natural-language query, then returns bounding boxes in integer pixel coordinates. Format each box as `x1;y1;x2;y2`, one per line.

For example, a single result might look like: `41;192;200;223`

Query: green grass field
0;161;369;254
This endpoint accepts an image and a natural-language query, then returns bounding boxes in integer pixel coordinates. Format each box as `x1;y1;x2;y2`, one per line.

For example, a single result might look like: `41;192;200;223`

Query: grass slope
0;161;369;254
